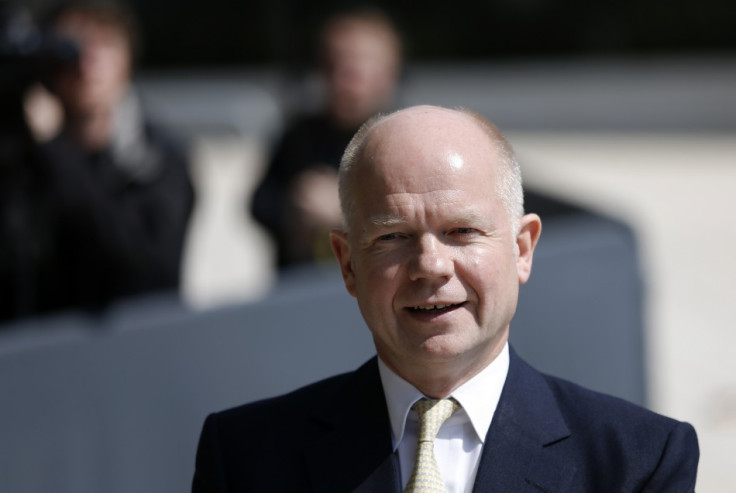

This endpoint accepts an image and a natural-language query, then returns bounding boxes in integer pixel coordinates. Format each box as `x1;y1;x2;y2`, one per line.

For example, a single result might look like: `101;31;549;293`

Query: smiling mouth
407;303;465;315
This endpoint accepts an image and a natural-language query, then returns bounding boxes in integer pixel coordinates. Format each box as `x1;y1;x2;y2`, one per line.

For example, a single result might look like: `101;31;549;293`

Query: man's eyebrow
449;211;490;224
365;211;491;229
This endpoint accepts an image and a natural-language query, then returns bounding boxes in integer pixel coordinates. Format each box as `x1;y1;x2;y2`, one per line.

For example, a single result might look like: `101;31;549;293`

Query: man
251;7;401;268
33;0;194;312
194;106;698;492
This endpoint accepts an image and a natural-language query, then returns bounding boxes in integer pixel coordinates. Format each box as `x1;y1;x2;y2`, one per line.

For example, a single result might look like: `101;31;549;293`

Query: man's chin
415;335;470;362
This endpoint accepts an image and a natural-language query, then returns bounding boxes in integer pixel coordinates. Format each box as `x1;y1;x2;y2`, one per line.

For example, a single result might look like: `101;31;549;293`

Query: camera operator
1;1;195;323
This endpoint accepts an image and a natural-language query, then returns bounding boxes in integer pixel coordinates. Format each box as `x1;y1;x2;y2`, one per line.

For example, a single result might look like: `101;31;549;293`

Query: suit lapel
304;358;401;493
473;348;576;492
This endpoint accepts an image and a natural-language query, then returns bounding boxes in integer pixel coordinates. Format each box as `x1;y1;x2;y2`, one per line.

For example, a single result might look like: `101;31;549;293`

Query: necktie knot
412;398;460;443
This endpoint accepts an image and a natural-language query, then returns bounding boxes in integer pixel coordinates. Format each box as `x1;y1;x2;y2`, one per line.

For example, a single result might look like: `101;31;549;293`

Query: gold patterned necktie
404;398;461;493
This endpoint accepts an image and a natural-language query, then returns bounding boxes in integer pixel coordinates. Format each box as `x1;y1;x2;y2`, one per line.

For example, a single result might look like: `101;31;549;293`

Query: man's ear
516;213;542;284
330;229;357;297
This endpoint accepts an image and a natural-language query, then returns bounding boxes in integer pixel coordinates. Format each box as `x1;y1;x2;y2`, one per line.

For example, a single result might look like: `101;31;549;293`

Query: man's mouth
407;303;465;315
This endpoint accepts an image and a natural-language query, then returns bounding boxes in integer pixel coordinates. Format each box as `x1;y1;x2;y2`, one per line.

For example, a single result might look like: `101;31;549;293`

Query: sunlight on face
447;151;464;170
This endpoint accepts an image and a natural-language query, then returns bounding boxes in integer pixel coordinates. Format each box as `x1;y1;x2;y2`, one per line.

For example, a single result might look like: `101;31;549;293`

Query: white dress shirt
378;343;510;493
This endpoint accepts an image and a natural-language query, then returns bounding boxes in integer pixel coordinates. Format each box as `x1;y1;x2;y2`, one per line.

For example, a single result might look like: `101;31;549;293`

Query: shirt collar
378;343;510;450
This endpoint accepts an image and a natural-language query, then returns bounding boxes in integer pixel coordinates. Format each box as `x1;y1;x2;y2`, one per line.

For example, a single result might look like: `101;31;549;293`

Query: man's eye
377;233;400;241
453;228;477;235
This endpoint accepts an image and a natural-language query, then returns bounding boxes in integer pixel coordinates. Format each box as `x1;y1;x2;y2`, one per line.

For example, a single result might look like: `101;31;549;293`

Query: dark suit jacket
193;348;698;492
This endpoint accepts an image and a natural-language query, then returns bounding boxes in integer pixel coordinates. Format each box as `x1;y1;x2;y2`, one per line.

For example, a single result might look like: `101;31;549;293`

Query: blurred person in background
251;5;401;269
3;0;195;318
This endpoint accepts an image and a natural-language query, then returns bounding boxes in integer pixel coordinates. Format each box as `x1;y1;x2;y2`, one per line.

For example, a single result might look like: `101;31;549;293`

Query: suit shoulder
539;373;699;490
542;373;698;457
212;370;352;427
194;360;383;490
543;374;675;427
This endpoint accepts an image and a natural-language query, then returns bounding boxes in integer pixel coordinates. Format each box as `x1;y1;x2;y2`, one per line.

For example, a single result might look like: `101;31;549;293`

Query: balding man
194;106;699;492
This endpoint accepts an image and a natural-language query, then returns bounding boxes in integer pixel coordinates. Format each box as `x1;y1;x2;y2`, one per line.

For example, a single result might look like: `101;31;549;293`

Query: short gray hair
338;106;524;235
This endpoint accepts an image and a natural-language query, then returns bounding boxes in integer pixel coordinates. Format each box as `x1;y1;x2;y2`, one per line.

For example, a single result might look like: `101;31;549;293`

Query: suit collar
473;347;575;492
379;344;510;452
304;358;401;493
301;349;575;493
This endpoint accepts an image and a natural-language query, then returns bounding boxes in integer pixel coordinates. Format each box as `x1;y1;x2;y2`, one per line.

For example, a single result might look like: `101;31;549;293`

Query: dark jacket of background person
251;113;356;268
0;107;194;322
37;114;194;312
0;102;59;322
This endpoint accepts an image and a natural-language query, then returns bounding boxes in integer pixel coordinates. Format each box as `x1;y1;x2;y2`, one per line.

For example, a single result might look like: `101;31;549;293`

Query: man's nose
408;234;453;281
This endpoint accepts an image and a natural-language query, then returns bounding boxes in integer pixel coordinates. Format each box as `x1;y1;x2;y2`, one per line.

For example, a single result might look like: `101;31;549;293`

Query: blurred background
1;0;734;491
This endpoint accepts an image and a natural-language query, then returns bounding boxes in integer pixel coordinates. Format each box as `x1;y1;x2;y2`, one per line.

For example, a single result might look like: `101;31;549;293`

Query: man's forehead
359;111;493;173
365;107;488;150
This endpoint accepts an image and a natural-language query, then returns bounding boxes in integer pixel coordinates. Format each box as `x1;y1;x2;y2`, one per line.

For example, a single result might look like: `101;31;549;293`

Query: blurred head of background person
42;0;137;151
251;5;402;271
319;6;402;130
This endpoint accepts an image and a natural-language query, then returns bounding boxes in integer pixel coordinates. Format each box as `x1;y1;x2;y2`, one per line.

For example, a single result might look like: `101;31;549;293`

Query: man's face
331;107;540;381
51;12;131;114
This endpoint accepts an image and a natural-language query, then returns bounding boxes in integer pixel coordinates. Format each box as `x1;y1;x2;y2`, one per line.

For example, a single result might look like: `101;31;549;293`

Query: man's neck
382;339;508;399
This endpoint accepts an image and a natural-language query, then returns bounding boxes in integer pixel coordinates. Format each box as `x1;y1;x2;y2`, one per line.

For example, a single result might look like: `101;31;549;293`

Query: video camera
0;4;77;96
0;3;77;139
